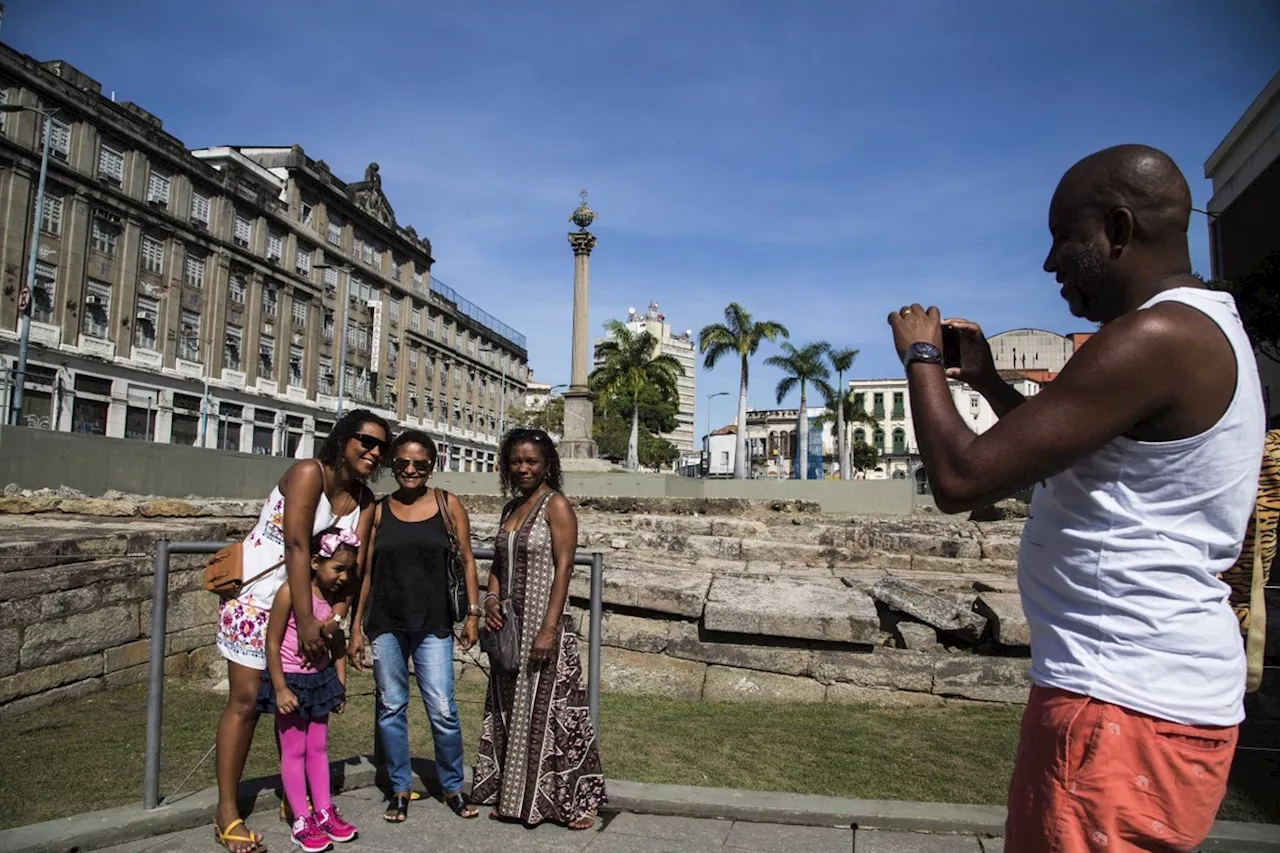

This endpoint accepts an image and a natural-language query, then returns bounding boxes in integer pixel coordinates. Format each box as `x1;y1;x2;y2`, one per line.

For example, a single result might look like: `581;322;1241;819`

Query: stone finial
569;188;596;231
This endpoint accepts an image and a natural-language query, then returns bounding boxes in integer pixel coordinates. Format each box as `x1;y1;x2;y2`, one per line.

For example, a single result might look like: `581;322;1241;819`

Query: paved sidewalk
90;788;1002;853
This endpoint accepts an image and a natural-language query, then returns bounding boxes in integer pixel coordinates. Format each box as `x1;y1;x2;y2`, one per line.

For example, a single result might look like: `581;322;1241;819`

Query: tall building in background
0;45;527;470
593;301;696;452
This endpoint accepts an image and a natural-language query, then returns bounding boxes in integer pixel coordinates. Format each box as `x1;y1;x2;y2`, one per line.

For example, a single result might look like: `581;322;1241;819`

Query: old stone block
703;576;880;644
141;590;220;636
740;539;833;566
710;518;767;538
685;534;743;560
570;569;711;618
20;604;139;668
631;515;713;536
599;612;671;653
38;586;101;619
103;662;148;689
980;537;1021;562
895;621;939;651
933;656;1031;703
0;627;19;677
3;556;146;601
56;498;139;517
104;639;151;672
825;683;945;708
871;578;987;641
0;654;103;703
974;593;1031;647
600;648;705;701
811;648;935;692
0;496;60;514
666;621;813;676
139;499;202;518
0;677;101;719
702;665;826;704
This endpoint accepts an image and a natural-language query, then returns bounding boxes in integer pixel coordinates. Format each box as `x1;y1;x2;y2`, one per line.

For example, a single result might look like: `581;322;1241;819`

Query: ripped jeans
371;631;465;795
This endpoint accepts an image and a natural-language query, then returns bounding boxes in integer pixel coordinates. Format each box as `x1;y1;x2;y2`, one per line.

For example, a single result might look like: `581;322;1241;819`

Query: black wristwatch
902;342;943;371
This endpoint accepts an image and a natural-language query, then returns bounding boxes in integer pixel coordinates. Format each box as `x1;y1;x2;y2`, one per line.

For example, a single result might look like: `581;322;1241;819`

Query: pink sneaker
290;814;332;853
315;805;358;843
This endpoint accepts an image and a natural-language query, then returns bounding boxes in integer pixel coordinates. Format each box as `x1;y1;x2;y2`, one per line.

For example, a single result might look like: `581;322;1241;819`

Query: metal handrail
142;540;604;810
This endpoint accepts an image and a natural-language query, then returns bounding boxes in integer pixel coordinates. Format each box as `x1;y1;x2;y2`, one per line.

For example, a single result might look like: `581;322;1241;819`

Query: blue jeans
371;631;465;795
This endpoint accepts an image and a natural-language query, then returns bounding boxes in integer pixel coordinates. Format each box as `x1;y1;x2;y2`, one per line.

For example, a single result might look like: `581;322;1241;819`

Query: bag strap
1246;500;1266;693
240;556;287;592
435;488;460;552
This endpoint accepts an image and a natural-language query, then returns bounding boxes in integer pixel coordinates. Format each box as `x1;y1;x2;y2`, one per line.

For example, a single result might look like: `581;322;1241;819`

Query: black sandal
446;793;479;819
383;794;409;823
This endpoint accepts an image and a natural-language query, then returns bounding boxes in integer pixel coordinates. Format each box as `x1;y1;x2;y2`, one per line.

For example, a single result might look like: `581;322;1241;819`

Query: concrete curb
1;762;1277;853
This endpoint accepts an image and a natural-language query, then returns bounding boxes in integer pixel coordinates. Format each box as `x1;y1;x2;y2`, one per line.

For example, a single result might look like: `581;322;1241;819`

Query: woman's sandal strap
383;794;409;822
446;793;479;818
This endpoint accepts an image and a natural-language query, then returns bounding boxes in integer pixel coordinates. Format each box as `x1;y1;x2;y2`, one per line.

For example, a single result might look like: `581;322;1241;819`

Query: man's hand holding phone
941;318;999;388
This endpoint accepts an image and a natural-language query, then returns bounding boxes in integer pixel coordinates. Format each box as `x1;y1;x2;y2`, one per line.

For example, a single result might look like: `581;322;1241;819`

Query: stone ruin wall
0;490;1033;717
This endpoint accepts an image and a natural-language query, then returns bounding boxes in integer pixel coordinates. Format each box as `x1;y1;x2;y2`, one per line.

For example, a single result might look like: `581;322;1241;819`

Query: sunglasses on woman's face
392;458;433;475
351;433;389;454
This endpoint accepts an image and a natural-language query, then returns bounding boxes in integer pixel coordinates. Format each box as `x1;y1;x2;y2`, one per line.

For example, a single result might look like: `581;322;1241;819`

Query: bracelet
467;603;484;616
483;593;500;603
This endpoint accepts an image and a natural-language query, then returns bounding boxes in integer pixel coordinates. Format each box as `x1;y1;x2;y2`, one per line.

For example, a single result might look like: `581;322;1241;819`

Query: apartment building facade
0;46;526;471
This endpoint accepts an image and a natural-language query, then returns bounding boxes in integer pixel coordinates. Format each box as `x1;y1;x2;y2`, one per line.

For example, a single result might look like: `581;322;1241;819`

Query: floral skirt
216;596;270;670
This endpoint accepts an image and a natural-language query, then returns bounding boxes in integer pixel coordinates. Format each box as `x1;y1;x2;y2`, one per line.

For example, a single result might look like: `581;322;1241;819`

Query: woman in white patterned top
212;410;387;853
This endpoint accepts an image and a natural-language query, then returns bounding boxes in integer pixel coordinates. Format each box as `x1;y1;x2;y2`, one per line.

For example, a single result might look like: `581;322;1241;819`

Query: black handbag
481;597;521;671
434;488;471;624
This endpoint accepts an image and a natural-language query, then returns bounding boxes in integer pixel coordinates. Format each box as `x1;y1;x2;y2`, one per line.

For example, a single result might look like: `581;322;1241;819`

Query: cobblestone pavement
91;788;1004;853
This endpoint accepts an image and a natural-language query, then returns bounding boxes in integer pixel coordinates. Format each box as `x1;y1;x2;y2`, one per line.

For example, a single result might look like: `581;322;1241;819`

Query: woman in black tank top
349;430;481;823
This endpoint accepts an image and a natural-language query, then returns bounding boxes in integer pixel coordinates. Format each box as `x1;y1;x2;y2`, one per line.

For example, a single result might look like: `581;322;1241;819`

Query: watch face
904;342;943;366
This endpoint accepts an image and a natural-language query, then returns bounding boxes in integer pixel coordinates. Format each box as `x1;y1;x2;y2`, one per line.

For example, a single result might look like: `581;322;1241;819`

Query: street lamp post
314;262;352;418
705;390;729;478
2;104;58;427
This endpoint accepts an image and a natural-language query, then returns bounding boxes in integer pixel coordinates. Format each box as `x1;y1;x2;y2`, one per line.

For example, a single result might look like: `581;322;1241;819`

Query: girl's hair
310;525;360;559
315;408;391;476
498;428;564;495
390;429;439;467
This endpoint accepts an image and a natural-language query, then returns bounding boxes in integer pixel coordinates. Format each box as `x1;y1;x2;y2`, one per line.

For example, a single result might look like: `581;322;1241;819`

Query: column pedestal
559;386;597;460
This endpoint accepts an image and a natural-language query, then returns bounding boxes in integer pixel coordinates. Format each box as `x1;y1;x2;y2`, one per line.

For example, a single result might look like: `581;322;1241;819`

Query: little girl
259;526;361;852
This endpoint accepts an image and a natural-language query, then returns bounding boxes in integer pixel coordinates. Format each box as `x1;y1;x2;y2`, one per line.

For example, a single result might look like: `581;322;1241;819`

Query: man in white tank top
887;144;1264;853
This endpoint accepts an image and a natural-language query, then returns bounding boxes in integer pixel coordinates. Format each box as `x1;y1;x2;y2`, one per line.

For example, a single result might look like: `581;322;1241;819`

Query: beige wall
0;426;924;514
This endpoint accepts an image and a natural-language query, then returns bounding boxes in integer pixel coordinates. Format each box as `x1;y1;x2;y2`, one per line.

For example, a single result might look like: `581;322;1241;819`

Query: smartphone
941;325;962;370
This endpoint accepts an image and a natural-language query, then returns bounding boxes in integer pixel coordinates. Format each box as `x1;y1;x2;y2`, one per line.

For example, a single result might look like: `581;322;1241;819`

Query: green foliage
593;411;679;468
698;302;790;385
1206;249;1280;363
597;382;677;435
853;440;881;472
764;341;834;405
591;320;685;469
508;396;565;434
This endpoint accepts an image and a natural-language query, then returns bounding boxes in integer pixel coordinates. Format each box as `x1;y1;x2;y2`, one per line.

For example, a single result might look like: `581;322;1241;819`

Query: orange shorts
1005;686;1237;853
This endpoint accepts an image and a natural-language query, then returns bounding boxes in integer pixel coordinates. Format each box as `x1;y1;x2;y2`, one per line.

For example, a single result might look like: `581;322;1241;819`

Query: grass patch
2;670;1275;829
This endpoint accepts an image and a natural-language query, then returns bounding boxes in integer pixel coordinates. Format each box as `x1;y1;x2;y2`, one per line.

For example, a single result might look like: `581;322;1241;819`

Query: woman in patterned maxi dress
472;429;606;829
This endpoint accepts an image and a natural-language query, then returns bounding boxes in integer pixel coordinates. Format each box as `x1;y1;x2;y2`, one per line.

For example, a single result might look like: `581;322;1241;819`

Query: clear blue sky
6;1;1278;437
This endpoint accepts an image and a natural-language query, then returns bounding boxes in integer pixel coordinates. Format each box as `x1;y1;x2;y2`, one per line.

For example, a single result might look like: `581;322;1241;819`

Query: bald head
1054;144;1192;245
1045;145;1196;324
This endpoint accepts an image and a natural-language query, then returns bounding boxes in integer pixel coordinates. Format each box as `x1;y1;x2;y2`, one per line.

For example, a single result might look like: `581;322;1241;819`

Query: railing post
588;552;603;733
143;539;171;810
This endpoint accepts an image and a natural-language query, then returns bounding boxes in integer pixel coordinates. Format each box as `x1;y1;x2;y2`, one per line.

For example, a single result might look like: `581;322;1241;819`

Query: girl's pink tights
277;713;330;818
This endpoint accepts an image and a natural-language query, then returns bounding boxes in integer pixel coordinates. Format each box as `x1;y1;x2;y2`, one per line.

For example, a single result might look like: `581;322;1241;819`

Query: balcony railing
429;276;527;351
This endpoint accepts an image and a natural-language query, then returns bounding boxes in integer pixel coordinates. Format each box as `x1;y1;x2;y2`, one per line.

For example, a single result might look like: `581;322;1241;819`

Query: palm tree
764;341;833;480
827;348;859;480
698;304;789;479
812;386;879;480
590;320;684;471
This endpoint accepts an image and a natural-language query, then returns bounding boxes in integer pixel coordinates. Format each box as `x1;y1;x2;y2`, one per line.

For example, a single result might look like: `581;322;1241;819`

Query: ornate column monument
560;191;599;460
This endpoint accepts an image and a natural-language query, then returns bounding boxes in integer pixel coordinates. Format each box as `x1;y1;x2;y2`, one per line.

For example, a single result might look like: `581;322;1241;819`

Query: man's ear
1105;207;1135;258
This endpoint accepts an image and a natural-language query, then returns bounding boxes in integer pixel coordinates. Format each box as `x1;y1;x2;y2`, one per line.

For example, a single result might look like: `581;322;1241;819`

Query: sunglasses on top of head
392;458;433;475
351;433;390;454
